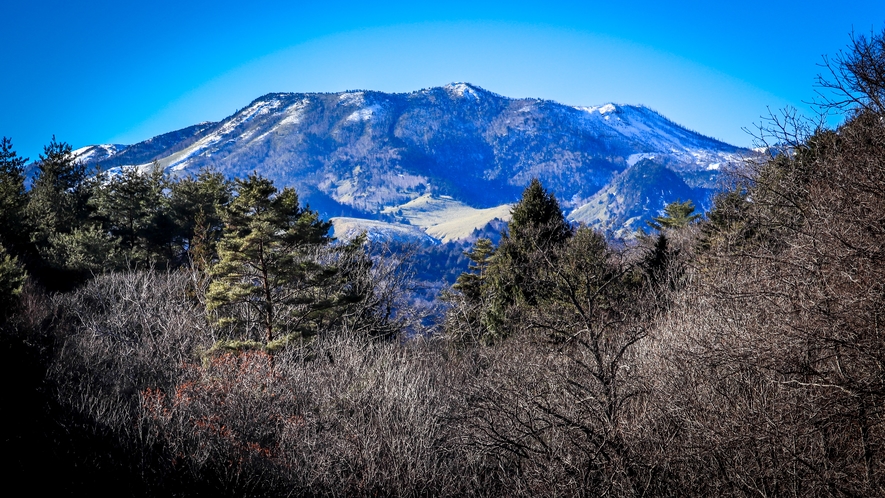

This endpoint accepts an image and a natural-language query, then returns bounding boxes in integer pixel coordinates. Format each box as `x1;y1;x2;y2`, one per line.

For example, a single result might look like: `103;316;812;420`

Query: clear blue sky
3;1;883;161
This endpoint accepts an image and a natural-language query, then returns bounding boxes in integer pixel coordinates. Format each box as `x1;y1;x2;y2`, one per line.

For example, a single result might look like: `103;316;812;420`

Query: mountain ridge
72;83;751;241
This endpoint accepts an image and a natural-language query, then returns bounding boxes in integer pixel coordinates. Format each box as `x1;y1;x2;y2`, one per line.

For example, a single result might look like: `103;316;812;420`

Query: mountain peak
71;84;751;238
443;82;484;99
576;103;619;115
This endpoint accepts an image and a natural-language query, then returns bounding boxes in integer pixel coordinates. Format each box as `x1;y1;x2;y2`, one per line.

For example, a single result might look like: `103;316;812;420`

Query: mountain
73;83;750;241
569;158;706;237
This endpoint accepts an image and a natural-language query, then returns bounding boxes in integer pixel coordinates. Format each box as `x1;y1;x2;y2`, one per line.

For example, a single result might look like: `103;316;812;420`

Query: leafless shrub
652;100;885;496
816;28;885;117
43;264;482;495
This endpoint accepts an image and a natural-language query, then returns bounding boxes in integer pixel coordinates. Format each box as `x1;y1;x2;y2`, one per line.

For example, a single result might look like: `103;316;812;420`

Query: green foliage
27;137;89;243
25;137;96;289
0;244;26;318
646;199;701;231
87;163;173;268
699;133;828;254
448;178;682;346
507;177;571;249
637;232;681;291
487;179;573;336
168;169;233;269
0;137;29;257
697;184;754;255
541;226;622;326
452;237;495;302
447;238;497;345
206;174;345;344
43;224;120;273
448;179;578;344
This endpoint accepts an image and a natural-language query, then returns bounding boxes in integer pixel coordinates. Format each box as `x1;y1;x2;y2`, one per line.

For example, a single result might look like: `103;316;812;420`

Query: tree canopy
206;174;348;345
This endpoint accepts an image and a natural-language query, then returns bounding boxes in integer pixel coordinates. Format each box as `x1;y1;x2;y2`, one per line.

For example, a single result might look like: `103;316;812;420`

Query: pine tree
90;163;172;267
168;168;232;269
206;174;337;344
453;237;496;302
507;178;571;249
0;137;29;257
646;199;702;231
25;137;93;284
26;137;89;247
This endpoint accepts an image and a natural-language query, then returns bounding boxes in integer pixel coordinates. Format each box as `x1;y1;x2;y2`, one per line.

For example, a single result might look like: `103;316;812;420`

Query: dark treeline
2;30;885;496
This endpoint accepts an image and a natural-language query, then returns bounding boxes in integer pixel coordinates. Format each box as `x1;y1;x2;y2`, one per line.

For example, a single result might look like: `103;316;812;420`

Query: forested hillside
70;82;747;239
1;30;884;496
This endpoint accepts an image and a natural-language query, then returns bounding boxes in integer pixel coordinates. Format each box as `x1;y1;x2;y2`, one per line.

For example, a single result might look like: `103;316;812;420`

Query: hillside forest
1;30;885;496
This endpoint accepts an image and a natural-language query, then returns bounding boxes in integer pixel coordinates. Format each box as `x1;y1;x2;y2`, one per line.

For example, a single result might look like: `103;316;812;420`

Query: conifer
206;174;337;344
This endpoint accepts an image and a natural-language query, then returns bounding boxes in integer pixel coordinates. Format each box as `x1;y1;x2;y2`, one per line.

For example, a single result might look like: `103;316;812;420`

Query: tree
638;232;679;291
679;29;885;492
452;237;496;302
0;137;29;258
463;227;661;493
491;179;572;328
646;199;701;231
168;169;233;269
0;244;26;320
448;179;573;343
89;163;173;267
507;178;571;249
206;174;342;345
816;28;885;116
25;137;94;286
26;137;89;245
447;237;498;344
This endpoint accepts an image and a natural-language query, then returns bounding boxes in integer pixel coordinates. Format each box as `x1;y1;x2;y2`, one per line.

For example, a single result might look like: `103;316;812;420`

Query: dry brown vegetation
2;29;885;497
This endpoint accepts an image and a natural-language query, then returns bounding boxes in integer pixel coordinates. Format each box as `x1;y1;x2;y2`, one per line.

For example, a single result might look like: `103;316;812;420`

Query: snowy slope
74;83;753;239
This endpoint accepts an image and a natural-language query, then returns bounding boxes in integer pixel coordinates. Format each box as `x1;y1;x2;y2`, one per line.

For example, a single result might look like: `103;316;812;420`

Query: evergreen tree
507;178;572;249
206;174;339;344
453;237;496;302
448;238;497;344
26;137;89;247
646;199;702;231
90;163;173;267
168;169;233;269
0;137;29;257
494;178;572;308
638;232;680;291
0;244;26;320
449;179;573;343
25;137;93;285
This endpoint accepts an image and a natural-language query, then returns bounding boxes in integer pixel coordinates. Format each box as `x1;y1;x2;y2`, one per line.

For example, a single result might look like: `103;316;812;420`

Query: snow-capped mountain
74;83;751;240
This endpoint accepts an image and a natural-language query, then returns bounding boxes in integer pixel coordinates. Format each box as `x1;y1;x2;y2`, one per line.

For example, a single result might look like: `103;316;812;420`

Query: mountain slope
568;159;705;236
73;83;750;239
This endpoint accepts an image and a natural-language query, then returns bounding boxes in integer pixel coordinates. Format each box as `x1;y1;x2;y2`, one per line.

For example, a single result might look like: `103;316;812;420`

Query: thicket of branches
2;29;885;496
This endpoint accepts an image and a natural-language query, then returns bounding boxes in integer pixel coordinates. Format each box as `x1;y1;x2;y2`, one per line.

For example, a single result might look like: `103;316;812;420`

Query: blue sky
2;1;883;161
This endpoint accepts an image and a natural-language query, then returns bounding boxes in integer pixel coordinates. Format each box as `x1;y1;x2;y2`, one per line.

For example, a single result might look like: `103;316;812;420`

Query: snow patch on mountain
573;104;746;171
382;194;512;242
330;217;439;245
279;99;310;126
346;104;383;122
148;98;289;171
577;103;617;115
338;92;365;107
627;153;656;166
445;82;481;100
72;144;126;163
